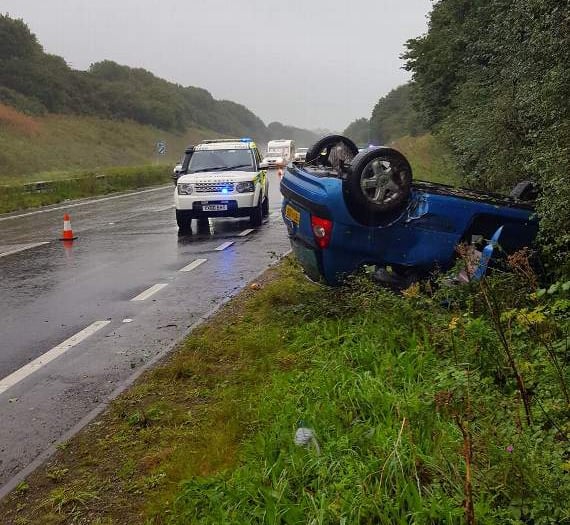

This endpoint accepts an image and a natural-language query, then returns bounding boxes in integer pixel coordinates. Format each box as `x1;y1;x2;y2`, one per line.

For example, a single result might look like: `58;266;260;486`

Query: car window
187;149;255;173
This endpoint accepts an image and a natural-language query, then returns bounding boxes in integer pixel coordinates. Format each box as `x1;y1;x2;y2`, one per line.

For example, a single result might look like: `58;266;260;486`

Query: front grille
195;182;235;193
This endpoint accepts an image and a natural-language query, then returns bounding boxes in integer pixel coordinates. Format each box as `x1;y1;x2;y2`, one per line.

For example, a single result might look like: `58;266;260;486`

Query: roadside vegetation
391;134;460;186
403;0;569;268
0;165;171;214
0;106;219;180
0;14;320;166
2;257;568;524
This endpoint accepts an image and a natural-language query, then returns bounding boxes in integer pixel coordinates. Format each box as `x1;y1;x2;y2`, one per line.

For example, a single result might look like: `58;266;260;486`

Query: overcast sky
2;0;432;131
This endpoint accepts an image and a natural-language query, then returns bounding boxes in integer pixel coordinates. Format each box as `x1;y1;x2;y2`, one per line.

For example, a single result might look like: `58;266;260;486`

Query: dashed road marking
0;320;111;396
238;228;254;237
215;241;234;251
131;283;168;301
180;258;207;272
0;242;50;259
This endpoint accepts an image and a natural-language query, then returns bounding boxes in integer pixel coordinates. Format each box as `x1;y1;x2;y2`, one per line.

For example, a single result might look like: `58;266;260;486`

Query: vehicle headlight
236;181;255;193
177;183;194;195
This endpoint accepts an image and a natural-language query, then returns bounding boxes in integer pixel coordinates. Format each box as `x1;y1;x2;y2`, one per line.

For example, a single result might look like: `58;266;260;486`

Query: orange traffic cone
60;213;77;241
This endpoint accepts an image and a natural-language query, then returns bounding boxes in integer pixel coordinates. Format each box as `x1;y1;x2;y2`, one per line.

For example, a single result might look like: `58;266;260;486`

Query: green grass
0;259;568;524
391;134;462;186
0;111;234;213
0;165;172;214
0;112;224;182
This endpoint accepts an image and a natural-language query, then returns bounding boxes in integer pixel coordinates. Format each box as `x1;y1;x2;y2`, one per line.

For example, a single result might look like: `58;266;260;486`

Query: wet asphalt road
0;171;291;488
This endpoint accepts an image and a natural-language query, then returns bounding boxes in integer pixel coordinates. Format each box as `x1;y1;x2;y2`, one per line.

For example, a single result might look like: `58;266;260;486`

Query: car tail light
311;215;333;249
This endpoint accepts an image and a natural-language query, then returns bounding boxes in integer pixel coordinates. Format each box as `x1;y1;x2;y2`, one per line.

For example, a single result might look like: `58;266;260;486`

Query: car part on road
344;147;413;225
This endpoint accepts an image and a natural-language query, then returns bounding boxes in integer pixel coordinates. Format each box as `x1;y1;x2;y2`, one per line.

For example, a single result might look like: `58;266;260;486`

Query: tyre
510;181;539;201
250;199;263;227
305;135;359;169
372;266;418;292
343;147;412;225
262;194;269;217
176;209;193;230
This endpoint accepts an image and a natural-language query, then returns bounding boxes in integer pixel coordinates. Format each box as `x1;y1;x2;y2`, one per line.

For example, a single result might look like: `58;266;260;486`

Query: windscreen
187;149;255;173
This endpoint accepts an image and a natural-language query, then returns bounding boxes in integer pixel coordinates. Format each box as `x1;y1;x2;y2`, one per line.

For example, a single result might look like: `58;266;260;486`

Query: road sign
156;141;167;156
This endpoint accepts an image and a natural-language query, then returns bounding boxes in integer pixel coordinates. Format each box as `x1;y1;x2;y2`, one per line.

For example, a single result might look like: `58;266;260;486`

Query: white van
266;139;296;163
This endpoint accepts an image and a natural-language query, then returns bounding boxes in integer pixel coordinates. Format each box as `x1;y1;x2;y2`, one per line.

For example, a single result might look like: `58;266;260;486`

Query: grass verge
391;134;462;186
0;258;568;524
0;165;171;214
0;112;219;181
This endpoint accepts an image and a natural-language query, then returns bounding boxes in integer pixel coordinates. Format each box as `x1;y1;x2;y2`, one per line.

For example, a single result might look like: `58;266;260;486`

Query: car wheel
372;266;418;291
176;209;193;230
343;147;412;225
305;135;359;169
262;194;269;217
250;199;263;227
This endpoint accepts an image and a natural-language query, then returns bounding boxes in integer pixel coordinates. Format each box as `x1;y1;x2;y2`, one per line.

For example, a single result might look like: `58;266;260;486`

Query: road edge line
0;251;291;501
0;321;111;396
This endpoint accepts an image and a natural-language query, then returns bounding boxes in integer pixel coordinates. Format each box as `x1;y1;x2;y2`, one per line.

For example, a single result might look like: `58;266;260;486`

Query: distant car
281;135;539;286
294;147;309;164
171;145;195;185
262;153;285;168
172;162;183;185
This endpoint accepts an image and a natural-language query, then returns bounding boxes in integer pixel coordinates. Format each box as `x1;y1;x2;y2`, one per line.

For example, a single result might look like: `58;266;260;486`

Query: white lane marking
180;258;207;272
122;318;133;323
0;320;111;396
215;241;234;251
130;283;168;301
239;228;254;237
154;205;173;213
0;185;170;223
0;242;50;259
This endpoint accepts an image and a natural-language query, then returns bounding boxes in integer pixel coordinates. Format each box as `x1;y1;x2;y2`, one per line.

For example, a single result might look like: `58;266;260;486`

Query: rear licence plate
285;204;300;225
202;205;227;211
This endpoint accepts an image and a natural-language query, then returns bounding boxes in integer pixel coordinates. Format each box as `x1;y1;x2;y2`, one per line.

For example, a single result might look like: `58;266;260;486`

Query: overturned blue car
280;135;539;286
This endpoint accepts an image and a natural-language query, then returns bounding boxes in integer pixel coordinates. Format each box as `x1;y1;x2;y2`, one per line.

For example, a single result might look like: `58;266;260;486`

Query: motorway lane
0;171;291;487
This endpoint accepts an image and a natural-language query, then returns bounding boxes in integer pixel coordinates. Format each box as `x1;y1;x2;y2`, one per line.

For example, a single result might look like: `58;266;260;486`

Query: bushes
403;0;570;267
0;165;170;213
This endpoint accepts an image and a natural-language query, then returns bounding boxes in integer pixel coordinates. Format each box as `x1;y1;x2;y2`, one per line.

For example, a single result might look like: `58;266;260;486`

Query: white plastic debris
294;425;321;455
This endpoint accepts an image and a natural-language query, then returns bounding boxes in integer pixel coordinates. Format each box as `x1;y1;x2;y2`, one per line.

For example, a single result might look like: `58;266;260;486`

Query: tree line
0;15;320;146
345;0;568;266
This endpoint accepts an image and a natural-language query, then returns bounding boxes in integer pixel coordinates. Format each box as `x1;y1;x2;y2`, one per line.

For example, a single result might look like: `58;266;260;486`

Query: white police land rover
174;138;269;230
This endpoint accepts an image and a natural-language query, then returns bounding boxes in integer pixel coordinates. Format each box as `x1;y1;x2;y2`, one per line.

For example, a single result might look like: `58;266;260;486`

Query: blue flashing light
240;137;253;142
222;188;229;194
